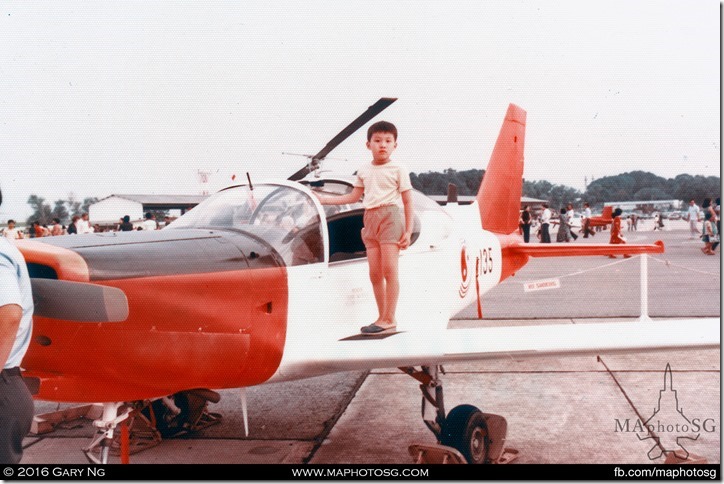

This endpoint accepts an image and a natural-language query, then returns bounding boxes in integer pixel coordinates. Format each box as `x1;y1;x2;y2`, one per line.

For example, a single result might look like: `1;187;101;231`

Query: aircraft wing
274;318;718;380
439;318;718;364
508;240;664;258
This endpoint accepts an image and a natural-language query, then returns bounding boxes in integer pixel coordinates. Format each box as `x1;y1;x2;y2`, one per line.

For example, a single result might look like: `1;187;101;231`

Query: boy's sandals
360;322;397;335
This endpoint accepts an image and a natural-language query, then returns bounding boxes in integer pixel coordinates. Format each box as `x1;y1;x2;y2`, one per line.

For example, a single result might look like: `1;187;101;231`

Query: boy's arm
399;190;414;249
314;187;364;206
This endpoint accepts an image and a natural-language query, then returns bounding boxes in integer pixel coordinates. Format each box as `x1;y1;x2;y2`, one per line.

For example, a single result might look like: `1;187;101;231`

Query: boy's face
366;131;397;163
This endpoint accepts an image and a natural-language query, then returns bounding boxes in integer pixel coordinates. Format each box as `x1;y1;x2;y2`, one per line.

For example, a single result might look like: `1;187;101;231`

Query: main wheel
440;404;489;464
143;393;191;438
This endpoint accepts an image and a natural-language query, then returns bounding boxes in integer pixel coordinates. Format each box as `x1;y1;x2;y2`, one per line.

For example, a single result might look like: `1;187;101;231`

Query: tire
440;404;489;464
143;393;190;438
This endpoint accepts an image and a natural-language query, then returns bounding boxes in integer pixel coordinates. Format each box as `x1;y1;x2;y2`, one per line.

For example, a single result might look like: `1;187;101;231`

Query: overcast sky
0;0;720;221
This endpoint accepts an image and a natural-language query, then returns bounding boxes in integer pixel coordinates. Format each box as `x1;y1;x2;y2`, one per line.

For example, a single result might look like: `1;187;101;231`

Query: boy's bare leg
366;247;386;323
380;243;400;325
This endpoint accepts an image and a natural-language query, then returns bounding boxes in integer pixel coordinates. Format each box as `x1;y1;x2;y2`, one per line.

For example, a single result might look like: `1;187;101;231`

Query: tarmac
20;221;721;466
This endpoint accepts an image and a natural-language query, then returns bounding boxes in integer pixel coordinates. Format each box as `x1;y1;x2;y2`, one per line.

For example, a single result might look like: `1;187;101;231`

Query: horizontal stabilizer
509;240;664;258
31;278;129;322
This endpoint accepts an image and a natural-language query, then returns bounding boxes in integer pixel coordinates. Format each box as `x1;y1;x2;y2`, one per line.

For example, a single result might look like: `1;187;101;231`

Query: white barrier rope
648;255;720;277
506;253;719;286
509;255;637;286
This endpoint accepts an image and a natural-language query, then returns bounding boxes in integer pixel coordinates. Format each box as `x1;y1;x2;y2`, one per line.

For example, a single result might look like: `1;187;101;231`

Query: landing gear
400;365;516;464
82;390;222;464
440;404;489;464
141;389;222;438
83;402;133;464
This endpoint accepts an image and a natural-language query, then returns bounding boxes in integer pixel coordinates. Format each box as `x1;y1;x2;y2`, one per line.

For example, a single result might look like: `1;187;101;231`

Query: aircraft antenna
240;388;249;437
282;152;349;162
246;172;254;191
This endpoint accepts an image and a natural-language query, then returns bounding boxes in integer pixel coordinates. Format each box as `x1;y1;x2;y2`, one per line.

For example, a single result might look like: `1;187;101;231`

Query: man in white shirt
566;203;578;241
582;202;594;238
0;188;34;463
686;200;701;239
76;213;93;234
540;204;552;243
1;220;24;240
141;212;158;231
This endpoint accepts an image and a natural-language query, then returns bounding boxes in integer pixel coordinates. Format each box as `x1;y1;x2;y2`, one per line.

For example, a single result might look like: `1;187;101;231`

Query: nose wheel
400;366;516;464
440;404;490;464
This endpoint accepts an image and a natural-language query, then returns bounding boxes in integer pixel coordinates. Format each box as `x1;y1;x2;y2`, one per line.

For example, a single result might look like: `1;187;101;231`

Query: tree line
23;169;720;224
25;194;99;226
410;169;720;211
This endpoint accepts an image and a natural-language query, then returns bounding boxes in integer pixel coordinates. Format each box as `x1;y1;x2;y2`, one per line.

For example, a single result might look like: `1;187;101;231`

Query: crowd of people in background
519;197;720;256
2;212;175;240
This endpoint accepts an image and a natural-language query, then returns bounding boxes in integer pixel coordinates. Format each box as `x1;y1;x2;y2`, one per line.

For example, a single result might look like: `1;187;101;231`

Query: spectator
701;211;717;255
141;212;158;231
519;206;531;243
0;187;35;464
608;208;630;259
119;215;134;232
1;220;24;240
686;200;701;239
67;215;79;235
540;204;551;243
50;218;64;236
30;221;48;238
76;213;92;234
556;207;571;242
566;203;578;240
581;202;595;238
713;198;721;253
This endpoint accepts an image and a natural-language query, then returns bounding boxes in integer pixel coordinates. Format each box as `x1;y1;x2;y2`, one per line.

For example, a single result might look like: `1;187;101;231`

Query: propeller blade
288;97;397;181
31;278;129;322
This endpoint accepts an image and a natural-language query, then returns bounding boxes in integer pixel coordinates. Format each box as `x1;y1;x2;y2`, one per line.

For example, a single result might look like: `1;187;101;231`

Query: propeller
31;278;129;322
287;97;397;181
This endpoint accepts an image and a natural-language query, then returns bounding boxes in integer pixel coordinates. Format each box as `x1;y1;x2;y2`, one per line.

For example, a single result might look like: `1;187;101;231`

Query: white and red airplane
18;99;718;464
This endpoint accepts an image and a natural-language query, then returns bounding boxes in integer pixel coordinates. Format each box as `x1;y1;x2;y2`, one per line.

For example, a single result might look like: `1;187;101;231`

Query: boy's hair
367;121;397;141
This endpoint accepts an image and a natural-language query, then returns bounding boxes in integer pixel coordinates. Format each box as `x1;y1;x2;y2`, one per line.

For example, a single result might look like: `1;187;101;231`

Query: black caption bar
1;464;719;481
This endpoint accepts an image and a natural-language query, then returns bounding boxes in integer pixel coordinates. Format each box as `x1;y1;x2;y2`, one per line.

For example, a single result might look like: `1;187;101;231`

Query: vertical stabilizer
477;104;527;234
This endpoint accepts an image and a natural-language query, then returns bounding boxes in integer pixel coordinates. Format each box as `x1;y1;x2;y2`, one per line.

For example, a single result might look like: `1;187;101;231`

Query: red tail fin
601;206;613;219
476;104;527;234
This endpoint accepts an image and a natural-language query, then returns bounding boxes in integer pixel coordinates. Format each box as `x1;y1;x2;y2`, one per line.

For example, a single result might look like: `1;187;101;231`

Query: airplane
588;205;614;228
16;99;718;465
549;205;612;232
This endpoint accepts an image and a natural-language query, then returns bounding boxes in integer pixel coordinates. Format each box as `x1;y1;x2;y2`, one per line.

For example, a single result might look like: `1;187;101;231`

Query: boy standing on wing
315;121;413;334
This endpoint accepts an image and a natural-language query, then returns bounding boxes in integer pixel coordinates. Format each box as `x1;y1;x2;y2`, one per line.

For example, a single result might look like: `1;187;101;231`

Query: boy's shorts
361;205;404;249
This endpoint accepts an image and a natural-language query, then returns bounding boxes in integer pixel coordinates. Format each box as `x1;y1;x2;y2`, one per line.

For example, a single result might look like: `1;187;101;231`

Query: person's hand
398;231;412;249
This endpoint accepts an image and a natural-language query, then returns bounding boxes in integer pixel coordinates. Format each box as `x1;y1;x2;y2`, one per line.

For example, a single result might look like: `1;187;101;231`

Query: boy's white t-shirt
354;160;412;209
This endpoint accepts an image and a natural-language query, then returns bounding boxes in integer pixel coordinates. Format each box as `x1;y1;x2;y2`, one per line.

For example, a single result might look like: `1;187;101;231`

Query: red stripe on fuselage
24;266;288;402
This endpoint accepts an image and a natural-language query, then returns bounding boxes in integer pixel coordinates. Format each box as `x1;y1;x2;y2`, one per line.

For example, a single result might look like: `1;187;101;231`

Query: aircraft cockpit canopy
169;180;452;266
168;184;325;266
